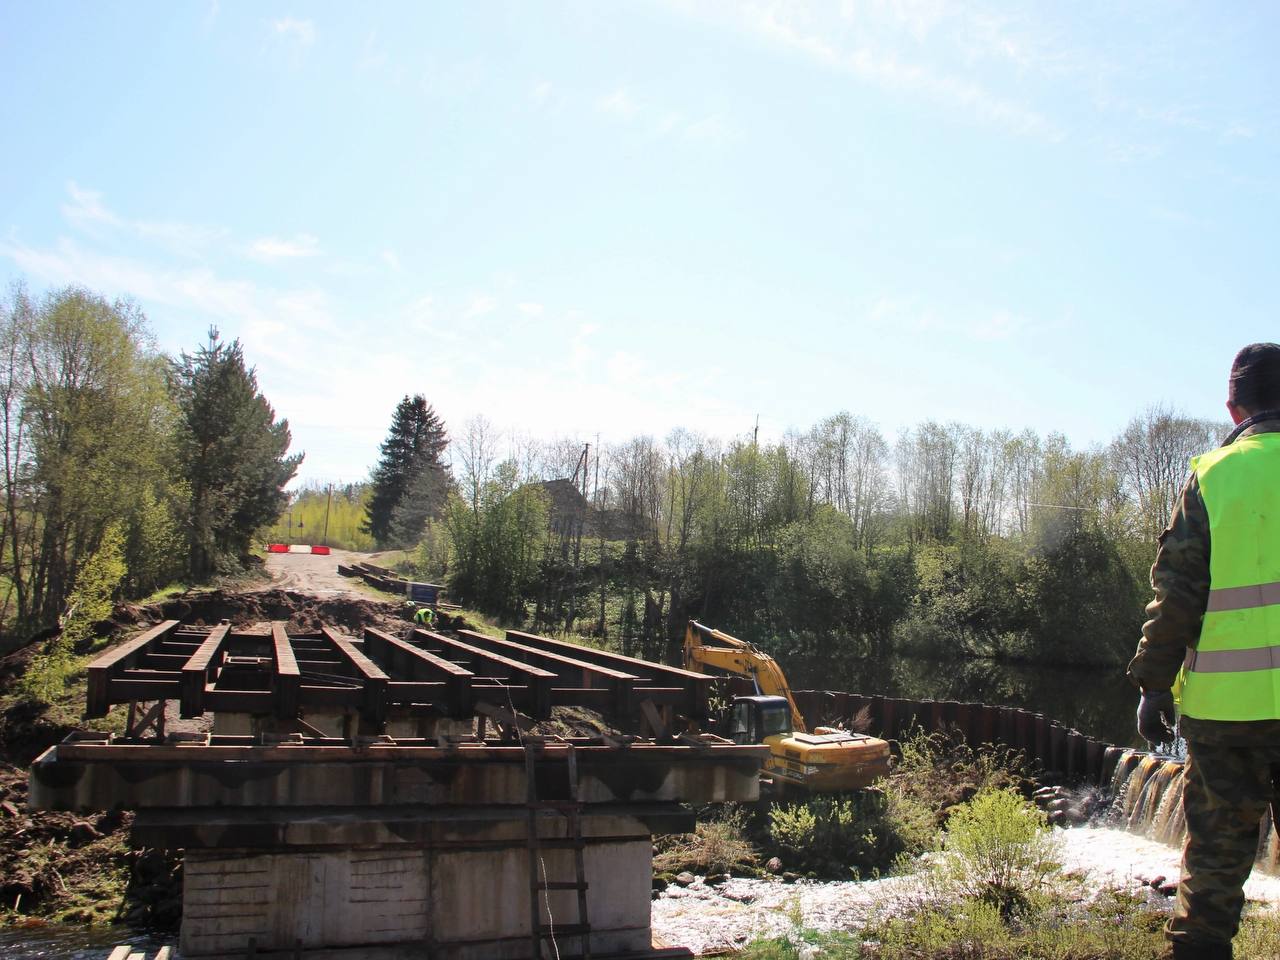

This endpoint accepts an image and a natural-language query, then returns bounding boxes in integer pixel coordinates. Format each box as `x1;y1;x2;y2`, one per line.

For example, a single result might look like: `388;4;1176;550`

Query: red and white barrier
267;544;331;555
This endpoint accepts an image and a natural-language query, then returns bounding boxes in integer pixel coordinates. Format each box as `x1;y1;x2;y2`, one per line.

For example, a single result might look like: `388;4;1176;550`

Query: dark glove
1137;690;1177;744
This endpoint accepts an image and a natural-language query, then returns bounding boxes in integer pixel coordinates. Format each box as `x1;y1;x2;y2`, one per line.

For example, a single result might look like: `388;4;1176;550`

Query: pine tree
364;395;449;547
172;329;302;578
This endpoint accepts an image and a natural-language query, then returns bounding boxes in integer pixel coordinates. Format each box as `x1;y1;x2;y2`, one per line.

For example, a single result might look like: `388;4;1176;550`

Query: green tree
363;395;449;547
443;461;549;619
171;330;301;578
8;286;176;629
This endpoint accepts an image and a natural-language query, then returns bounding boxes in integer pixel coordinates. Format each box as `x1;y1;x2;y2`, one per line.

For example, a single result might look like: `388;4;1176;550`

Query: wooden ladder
524;742;592;960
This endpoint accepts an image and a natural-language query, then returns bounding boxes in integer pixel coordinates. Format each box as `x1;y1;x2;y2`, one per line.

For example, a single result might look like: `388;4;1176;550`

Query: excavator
683;620;891;792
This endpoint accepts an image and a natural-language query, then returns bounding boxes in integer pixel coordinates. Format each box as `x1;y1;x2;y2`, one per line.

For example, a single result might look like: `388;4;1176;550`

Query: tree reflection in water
783;653;1142;750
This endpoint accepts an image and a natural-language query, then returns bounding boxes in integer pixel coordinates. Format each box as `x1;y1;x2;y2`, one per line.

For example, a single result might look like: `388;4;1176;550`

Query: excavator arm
682;620;809;733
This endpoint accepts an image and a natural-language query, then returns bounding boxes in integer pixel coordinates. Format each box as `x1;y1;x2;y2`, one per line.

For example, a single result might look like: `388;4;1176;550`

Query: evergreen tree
172;329;302;578
364;395;448;547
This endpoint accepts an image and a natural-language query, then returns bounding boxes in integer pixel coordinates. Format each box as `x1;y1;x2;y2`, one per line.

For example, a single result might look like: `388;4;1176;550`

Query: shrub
768;789;934;879
653;805;757;875
893;729;1031;825
934;786;1061;916
19;522;126;705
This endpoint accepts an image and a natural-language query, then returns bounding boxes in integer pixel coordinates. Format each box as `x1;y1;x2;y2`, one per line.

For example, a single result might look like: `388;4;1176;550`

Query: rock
705;872;728;886
1148;875;1166;889
68;820;101;847
1159;883;1179;897
674;871;696;887
765;856;783;874
0;800;18;817
782;872;801;883
652;875;669;892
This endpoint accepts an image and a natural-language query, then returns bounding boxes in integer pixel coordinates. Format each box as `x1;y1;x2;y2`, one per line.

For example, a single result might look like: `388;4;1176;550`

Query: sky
1;1;1276;486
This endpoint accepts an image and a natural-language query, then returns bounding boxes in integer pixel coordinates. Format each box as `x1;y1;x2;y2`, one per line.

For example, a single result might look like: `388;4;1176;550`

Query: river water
0;926;171;958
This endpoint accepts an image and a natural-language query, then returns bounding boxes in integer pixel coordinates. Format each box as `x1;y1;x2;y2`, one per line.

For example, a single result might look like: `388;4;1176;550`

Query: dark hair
1229;343;1280;413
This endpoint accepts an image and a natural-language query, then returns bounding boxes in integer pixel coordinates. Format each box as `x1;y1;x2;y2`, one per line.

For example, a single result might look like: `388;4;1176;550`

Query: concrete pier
31;734;766;958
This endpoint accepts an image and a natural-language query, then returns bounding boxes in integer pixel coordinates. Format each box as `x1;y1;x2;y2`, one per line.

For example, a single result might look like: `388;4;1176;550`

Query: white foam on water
1058;825;1280;906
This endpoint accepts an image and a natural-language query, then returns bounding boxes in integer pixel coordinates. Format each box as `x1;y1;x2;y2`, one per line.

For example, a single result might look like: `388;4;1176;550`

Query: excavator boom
681;620;890;792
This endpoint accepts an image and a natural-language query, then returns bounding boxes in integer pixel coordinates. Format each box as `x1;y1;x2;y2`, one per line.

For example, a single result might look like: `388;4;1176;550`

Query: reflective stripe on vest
1178;431;1280;721
1207;580;1280;612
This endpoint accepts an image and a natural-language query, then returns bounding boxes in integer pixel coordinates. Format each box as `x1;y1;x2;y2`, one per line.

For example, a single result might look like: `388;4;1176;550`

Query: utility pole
753;414;759;448
595;433;605;640
322;483;333;546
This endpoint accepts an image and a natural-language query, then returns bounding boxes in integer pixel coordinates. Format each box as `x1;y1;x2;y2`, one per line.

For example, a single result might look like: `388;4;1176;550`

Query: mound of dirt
0;761;180;928
147;588;403;635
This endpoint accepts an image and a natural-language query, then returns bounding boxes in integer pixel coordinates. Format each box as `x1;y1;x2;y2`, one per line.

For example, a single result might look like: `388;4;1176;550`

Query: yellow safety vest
1178;431;1280;720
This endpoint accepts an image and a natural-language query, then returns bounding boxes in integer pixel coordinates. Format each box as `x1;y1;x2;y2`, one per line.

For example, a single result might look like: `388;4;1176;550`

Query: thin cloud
598;88;638;118
464;294;497;319
273;18;315;46
249;234;320;261
62;182;121;228
742;4;1062;141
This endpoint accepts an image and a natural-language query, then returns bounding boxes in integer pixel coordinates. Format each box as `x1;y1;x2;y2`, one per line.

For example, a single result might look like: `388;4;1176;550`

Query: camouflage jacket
1126;416;1280;745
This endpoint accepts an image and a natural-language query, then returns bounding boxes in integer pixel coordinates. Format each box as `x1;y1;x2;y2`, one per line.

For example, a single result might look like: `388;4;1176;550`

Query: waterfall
1105;747;1280;872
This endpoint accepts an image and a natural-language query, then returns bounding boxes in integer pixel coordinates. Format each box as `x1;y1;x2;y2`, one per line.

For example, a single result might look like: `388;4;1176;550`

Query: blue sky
2;1;1275;484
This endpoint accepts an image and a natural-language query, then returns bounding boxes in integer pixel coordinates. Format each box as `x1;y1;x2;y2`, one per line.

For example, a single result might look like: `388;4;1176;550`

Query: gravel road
263;548;371;598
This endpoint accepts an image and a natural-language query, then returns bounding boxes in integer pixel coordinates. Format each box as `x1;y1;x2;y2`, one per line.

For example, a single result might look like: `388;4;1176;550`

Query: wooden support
639;699;668;739
125;699;167;741
475;701;533;741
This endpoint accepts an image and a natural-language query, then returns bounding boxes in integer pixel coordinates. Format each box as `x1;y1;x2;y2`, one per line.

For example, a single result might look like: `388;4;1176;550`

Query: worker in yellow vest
413;605;436;628
1128;342;1280;960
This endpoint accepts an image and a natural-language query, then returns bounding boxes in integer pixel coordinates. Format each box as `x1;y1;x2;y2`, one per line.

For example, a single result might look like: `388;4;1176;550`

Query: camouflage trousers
1168;740;1280;948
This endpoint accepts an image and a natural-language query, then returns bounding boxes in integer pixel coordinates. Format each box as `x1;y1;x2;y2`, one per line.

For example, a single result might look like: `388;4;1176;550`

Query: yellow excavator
683;620;891;792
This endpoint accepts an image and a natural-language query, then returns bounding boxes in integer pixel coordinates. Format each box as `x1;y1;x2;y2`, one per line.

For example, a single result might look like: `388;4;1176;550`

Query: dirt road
263;548;370;598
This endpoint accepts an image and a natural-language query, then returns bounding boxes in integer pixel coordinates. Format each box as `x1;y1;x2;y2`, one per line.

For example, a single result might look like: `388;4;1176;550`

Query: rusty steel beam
505;629;712;722
271;622;300;720
413;630;555;718
86;620;181;718
363;627;473;717
456;629;637;718
321;627;389;726
180;623;232;719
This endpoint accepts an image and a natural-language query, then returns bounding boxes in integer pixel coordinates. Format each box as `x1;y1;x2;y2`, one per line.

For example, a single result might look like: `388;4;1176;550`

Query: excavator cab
724;695;793;745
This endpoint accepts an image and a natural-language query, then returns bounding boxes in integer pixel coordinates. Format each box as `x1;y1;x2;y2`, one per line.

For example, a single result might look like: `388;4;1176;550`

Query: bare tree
1110;405;1221;541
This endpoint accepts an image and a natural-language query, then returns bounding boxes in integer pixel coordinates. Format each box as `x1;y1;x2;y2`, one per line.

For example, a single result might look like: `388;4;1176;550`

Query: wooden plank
86;620;181;718
272;622;300;720
180;623;231;719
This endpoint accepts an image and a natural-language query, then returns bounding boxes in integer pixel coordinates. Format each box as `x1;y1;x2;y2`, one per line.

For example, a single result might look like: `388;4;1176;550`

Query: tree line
0;283;300;644
367;397;1224;670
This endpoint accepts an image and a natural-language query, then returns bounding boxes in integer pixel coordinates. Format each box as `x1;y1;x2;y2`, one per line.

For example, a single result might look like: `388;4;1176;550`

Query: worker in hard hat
1128;343;1280;960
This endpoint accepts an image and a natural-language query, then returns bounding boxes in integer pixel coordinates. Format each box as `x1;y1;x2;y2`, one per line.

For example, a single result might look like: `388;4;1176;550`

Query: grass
654;807;758;877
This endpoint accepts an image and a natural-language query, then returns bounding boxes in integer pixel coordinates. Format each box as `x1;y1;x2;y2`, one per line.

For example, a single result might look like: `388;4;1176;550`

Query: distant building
533;478;656;542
